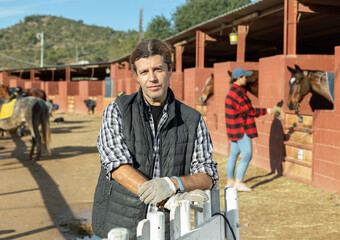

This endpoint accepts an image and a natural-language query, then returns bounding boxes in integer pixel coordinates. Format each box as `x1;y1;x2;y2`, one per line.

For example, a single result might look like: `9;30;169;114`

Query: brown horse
0;85;46;100
199;70;259;104
199;74;214;103
25;88;46;100
287;64;334;111
0;85;13;99
0;96;51;160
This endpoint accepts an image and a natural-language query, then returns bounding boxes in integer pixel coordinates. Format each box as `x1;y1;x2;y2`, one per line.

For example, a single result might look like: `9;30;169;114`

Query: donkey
0;96;51;160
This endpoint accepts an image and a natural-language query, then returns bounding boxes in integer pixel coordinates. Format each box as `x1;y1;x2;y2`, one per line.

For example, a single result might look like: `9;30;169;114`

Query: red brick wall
312;48;340;194
54;82;68;112
9;79;25;88
46;82;59;95
171;72;184;101
256;53;339;194
0;72;4;83
67;82;79;96
88;81;103;96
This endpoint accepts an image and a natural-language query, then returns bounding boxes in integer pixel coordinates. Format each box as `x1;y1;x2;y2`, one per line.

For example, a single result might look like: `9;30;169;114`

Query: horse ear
287;66;295;73
227;70;232;77
294;64;302;72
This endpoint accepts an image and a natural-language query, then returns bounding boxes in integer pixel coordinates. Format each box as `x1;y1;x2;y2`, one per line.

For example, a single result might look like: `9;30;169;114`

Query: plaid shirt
225;83;266;141
97;97;218;212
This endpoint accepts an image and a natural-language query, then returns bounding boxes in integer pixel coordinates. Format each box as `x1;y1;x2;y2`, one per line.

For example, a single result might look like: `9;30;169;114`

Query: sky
0;0;258;31
0;0;188;31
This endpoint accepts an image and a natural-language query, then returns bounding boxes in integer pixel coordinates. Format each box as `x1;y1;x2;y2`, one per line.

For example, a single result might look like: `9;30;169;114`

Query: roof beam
299;2;340;15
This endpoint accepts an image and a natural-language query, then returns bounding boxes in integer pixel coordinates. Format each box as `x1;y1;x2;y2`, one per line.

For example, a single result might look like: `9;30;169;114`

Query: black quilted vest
92;88;200;239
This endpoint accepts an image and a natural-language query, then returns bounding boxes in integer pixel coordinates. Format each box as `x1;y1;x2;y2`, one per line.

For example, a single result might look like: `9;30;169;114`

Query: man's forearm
111;164;148;195
171;173;213;192
112;166;213;195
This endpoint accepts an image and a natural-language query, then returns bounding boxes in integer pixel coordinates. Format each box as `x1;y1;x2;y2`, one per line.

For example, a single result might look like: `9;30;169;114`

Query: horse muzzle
288;102;299;110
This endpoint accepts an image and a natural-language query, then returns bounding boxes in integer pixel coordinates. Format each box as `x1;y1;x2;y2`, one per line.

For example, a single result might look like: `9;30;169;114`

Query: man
225;68;273;191
84;99;96;115
92;39;218;239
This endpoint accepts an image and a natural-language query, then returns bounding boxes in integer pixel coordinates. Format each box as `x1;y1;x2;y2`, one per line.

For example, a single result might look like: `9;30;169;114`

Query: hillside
0;15;139;69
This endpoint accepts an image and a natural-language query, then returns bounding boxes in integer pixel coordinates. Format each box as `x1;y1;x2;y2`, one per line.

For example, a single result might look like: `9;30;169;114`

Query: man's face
134;55;172;106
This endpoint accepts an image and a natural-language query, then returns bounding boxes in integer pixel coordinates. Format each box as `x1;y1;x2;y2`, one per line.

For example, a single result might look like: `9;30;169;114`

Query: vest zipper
159;132;162;177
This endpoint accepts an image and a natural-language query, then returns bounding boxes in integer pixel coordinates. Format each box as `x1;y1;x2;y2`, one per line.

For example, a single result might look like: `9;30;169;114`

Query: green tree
144;15;172;40
172;0;250;33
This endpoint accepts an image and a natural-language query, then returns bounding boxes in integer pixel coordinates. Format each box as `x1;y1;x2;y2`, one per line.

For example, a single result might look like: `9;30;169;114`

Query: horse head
199;74;214;103
0;85;10;99
287;64;311;110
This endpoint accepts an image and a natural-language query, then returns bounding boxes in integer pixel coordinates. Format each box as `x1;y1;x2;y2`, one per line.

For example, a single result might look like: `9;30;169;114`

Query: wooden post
66;67;71;82
195;31;216;68
147;211;165;240
236;25;248;63
175;45;184;73
196;30;205;69
30;69;35;81
284;0;297;55
225;187;240;240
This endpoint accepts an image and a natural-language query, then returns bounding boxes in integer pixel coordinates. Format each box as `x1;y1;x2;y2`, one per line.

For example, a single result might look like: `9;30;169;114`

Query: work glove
138;177;177;204
164;189;209;210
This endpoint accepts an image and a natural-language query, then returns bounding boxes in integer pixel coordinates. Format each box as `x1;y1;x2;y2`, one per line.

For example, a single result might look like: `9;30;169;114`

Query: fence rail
106;186;240;240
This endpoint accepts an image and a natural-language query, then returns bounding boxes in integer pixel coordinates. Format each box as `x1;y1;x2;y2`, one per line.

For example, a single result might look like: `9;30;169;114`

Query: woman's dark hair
229;77;237;84
130;39;172;73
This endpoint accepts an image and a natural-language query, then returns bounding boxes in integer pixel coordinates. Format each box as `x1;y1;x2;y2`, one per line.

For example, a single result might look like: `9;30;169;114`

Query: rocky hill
0;15;139;69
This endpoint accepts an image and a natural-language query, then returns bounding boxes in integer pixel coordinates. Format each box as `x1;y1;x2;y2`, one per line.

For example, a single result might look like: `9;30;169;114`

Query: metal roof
162;0;340;69
164;0;283;44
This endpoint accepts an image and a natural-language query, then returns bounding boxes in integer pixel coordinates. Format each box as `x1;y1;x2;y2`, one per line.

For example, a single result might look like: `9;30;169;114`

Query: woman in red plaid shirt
225;68;273;191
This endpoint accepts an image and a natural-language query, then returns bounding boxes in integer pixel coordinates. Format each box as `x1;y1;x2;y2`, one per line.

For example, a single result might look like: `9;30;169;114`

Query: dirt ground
0;112;339;240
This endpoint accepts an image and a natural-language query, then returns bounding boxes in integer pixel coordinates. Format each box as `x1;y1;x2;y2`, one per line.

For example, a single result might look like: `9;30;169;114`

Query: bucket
229;33;238;45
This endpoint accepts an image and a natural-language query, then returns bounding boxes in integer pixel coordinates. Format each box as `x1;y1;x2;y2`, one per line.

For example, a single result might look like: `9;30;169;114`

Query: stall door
284;113;313;183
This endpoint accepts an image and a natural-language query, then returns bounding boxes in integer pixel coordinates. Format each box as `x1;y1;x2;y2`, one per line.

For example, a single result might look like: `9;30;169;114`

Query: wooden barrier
284;113;314;183
106;186;240;240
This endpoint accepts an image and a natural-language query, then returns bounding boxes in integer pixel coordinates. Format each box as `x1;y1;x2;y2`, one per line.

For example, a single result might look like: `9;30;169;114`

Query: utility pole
139;8;143;42
36;32;44;67
75;43;79;63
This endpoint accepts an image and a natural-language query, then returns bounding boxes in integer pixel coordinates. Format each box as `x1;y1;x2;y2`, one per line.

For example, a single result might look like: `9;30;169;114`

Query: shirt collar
232;83;247;93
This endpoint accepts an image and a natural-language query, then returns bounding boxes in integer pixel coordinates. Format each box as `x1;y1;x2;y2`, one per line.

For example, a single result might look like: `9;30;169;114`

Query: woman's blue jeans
227;133;252;181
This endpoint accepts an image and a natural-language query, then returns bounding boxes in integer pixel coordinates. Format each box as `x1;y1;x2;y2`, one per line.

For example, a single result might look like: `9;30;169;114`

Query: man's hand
138;177;177;204
164;190;209;210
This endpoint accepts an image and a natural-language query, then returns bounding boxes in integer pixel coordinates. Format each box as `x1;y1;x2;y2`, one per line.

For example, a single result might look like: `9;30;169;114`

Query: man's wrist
170;177;180;191
171;176;184;193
